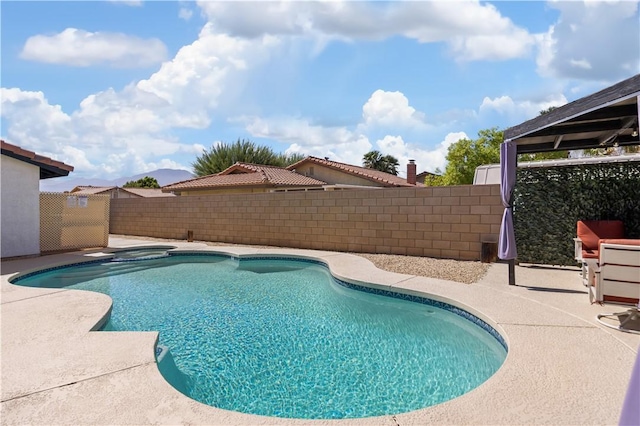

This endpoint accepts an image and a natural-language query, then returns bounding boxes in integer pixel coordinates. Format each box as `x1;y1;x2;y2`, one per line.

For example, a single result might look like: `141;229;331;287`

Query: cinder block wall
110;185;503;260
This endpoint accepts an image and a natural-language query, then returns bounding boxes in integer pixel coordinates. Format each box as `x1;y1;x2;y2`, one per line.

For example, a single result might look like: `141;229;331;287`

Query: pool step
156;345;192;395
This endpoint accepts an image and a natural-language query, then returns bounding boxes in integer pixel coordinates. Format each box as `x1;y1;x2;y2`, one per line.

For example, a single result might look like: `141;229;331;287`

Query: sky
1;1;639;181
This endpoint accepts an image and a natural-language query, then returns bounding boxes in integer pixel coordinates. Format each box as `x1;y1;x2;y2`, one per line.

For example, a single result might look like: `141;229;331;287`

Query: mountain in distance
39;168;195;192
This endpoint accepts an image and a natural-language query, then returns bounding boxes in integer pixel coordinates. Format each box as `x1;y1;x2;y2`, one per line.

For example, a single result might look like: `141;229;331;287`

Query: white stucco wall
1;155;41;258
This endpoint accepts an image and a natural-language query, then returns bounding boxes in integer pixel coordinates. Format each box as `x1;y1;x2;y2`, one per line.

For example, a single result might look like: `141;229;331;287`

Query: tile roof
286;156;423;187
120;188;175;197
163;162;327;191
1;140;74;179
71;186;176;197
71;186;116;195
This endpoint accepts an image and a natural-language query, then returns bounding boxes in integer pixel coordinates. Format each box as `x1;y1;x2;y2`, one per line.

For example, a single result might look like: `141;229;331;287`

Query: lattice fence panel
40;192;110;252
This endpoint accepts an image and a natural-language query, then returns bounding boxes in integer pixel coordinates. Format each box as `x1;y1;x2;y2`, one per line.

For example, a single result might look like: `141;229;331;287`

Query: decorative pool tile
111;254;170;262
168;252;238;261
332;276;508;351
239;256;328;267
11;258;108;282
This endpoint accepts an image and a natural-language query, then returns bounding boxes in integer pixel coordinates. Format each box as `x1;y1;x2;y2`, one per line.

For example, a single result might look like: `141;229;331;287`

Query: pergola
499;73;640;285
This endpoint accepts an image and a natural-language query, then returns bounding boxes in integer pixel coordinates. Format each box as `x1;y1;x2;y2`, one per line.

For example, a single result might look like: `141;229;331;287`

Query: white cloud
535;28;556;77
569;58;592;70
0;87;195;177
450;32;532;61
2;22;288;179
242;115;372;166
375;133;466;176
136;23;279;126
20;28;167;68
0;88;75;151
426;2;534;61
60;145;97;173
536;1;639;80
238;88;467;175
181;143;207;155
13;0;631;184
179;7;193;21
107;0;143;6
196;0;535;62
362;90;426;129
479;93;568;121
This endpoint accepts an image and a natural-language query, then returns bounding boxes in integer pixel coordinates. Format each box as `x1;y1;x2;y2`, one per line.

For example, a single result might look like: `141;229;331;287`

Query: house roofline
1;140;74;179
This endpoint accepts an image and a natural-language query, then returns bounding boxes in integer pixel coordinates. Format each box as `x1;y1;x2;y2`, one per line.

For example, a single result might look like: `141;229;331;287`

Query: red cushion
604;295;640;305
582;249;599;259
577;220;625;252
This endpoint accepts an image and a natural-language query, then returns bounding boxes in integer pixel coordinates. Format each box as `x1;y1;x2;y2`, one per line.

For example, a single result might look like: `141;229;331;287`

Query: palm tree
363;150;383;169
362;150;399;175
380;154;400;175
192;139;304;176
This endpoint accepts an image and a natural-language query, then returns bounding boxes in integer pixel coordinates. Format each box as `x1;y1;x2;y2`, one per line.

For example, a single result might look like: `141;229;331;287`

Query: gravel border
110;235;490;284
354;253;489;284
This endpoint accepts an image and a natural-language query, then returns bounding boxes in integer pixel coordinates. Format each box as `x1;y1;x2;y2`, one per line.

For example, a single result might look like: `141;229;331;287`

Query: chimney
407;159;416;185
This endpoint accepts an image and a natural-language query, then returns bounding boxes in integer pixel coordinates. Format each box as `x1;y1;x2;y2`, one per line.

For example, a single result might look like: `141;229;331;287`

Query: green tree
583;145;640;157
423;169;445;186
539;106;559;115
362;150;400;175
192;139;305;176
518;151;569;162
277;152;306;166
363;150;382;169
122;176;160;188
435;128;504;185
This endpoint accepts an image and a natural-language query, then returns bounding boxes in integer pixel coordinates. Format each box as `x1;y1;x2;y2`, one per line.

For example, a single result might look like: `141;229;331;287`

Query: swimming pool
13;252;507;419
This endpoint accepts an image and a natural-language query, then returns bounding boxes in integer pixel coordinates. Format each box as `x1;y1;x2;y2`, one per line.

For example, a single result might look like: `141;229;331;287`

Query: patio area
1;235;638;425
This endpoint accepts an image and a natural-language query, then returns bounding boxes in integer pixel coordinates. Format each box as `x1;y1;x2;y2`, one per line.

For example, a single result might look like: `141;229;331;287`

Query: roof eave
504;73;640;142
505;91;640;141
1;147;74;179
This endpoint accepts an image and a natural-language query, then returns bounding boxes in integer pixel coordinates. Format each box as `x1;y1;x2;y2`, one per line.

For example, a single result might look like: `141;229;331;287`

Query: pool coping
2;237;639;425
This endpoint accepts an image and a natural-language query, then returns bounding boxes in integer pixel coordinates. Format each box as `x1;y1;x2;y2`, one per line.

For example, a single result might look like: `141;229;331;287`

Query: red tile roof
1;140;74;179
163;162;327;191
71;186;116;195
286;156;423;187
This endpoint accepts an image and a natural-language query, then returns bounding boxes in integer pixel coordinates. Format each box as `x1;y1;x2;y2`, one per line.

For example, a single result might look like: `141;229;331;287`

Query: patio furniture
574;220;625;286
590;242;640;334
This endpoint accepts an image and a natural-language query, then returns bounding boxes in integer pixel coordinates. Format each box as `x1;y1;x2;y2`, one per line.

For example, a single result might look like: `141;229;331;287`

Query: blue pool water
14;254;507;419
111;245;175;261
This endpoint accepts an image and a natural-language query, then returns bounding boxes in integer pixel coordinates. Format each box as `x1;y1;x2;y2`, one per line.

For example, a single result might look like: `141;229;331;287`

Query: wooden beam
553;135;564;149
516;135;640;154
598;117;636;146
531;118;633;137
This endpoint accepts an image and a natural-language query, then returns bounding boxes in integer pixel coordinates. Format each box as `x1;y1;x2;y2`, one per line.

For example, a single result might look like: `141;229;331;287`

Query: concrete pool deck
2;236;639;425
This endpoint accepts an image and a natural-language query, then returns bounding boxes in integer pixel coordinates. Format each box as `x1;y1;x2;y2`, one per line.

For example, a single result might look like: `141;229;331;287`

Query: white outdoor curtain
498;140;517;260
